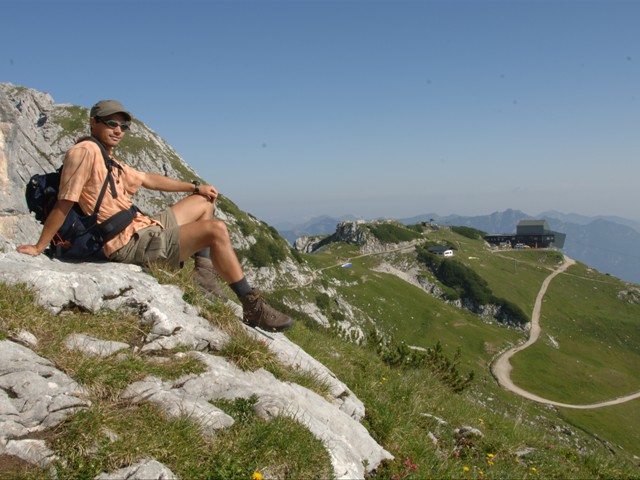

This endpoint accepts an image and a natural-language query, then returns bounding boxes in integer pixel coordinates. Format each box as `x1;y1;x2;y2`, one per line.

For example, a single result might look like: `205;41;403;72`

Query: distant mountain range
275;209;640;284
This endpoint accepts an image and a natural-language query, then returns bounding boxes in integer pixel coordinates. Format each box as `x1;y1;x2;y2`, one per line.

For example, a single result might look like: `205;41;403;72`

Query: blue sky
3;0;639;224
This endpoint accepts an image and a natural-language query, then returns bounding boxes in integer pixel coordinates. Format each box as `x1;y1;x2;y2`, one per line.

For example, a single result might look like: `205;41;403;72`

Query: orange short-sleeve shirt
58;140;162;256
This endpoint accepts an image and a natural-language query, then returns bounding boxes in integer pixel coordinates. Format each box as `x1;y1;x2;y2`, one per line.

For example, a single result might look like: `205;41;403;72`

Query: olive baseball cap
90;100;132;121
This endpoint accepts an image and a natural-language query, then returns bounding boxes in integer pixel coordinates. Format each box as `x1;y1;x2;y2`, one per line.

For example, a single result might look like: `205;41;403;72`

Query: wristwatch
191;180;201;194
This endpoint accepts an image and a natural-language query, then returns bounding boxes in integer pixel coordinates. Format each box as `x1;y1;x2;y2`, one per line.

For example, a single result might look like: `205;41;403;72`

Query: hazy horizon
266;206;640;229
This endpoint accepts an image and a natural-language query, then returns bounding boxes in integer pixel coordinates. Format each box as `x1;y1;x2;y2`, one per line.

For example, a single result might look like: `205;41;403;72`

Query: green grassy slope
290;225;640;464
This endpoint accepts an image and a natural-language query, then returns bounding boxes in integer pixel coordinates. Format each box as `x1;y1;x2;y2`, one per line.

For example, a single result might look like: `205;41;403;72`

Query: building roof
427;245;453;252
517;220;548;227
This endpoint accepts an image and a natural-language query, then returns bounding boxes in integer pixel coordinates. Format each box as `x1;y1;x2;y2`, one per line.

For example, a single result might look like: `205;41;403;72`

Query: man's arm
17;199;75;256
140;172;218;201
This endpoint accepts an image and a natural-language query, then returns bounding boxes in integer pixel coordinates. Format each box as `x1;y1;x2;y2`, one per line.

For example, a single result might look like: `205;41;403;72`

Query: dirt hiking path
491;255;640;409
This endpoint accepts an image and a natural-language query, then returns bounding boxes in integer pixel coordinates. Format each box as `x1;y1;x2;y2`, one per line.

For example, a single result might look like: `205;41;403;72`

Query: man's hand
198;184;218;202
17;199;74;257
17;244;47;256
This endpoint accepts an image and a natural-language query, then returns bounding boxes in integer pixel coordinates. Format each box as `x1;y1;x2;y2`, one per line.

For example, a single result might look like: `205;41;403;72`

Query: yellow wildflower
487;453;494;459
463;466;470;472
252;473;263;480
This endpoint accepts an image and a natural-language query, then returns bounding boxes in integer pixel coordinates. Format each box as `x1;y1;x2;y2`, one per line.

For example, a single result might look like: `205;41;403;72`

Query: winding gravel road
491;255;640;409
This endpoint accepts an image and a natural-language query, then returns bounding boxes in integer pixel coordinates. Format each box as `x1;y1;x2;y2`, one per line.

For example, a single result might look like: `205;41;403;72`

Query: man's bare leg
170;195;292;331
170;194;242;283
177;218;244;284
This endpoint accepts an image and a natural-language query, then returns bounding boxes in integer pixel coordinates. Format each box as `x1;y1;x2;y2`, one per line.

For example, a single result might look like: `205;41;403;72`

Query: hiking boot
240;289;293;332
192;256;228;300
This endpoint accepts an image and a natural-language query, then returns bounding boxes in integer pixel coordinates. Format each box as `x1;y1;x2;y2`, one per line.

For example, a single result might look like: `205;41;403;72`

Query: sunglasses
97;117;131;131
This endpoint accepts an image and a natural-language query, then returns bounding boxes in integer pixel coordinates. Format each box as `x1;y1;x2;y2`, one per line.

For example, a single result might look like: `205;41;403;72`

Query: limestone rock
64;333;130;358
0;340;90;439
0;253;230;352
243;327;365;420
125;353;392;480
454;426;484;439
0;252;364;413
12;330;38;347
515;447;536;458
95;459;177;480
294;235;325;253
0;252;391;475
1;438;57;469
422;413;448;426
121;376;235;436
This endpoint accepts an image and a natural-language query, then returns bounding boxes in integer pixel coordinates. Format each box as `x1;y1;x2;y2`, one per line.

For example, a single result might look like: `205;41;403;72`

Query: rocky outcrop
0;252;391;478
95;460;178;480
293;221;372;254
618;287;640;304
332;220;371;243
294;235;325;253
296;220;419;256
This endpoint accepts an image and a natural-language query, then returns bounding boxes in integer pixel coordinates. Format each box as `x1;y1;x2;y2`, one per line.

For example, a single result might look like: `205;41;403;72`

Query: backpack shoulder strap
75;136;119;216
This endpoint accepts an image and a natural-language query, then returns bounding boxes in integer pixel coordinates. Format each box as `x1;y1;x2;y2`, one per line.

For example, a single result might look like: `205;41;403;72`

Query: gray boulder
95;459;177;480
64;333;131;358
1;438;57;469
0;340;90;440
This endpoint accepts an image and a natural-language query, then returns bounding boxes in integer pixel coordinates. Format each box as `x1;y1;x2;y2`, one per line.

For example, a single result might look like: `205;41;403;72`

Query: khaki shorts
108;208;181;269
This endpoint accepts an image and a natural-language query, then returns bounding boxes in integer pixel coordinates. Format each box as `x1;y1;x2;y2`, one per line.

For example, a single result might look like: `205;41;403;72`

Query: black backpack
25;136;138;260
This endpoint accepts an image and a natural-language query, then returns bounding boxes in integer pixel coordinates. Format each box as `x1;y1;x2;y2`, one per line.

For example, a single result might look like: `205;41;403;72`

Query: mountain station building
484;220;566;249
427;245;454;257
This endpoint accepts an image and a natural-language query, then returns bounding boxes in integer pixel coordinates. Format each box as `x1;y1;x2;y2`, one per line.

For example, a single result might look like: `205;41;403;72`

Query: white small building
427;246;454;257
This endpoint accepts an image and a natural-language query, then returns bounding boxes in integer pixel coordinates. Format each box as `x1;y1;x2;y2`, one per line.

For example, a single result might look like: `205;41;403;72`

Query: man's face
90;113;129;149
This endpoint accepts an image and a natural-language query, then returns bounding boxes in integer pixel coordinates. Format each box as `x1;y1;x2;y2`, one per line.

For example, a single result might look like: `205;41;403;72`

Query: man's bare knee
202;219;231;245
210;219;229;236
172;195;215;225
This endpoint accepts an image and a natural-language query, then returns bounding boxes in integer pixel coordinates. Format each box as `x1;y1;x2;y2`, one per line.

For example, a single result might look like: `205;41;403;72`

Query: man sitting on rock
17;100;292;332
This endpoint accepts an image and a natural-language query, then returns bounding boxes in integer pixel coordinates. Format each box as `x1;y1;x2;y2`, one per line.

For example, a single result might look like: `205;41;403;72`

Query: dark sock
194;248;210;259
229;277;253;298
